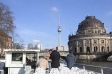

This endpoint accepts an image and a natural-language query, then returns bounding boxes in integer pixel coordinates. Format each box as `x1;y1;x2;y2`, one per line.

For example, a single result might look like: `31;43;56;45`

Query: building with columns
68;16;111;54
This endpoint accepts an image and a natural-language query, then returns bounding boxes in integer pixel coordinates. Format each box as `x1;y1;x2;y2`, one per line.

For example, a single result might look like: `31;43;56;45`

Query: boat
0;49;105;74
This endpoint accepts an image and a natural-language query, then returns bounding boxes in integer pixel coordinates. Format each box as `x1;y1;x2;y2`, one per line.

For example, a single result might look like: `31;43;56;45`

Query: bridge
92;51;112;61
39;51;69;56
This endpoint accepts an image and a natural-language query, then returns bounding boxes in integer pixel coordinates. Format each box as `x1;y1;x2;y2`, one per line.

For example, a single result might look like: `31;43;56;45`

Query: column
110;36;112;51
36;52;39;62
90;39;92;53
105;39;107;52
98;39;100;52
82;40;85;53
91;39;94;53
76;41;79;53
23;53;26;64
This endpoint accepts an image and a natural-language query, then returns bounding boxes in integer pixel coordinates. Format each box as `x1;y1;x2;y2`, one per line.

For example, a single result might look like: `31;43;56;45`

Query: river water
75;61;112;74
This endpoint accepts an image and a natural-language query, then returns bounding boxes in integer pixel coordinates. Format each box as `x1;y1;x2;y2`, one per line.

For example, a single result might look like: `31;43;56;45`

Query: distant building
56;46;69;51
0;30;12;55
64;46;69;51
28;43;33;49
56;46;64;51
35;44;42;50
68;16;112;53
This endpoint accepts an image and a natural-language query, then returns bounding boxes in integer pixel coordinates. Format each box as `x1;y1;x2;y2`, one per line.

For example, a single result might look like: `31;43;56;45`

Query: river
75;61;112;74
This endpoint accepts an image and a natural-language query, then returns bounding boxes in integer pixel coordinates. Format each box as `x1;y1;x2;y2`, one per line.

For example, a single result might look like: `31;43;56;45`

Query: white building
35;44;42;50
28;43;33;49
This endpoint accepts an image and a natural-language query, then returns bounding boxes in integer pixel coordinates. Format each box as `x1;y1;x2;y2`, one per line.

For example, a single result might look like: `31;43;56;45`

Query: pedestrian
36;57;49;70
65;50;76;69
49;48;60;68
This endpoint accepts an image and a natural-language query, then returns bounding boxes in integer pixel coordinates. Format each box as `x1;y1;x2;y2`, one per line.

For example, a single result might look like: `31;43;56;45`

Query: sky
0;0;112;49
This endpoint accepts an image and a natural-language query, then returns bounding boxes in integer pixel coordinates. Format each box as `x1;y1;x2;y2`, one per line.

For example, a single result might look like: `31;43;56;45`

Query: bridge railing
75;63;112;74
0;70;4;74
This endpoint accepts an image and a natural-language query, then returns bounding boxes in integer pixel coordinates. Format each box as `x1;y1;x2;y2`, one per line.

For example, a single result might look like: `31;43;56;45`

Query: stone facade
0;30;12;55
68;16;112;54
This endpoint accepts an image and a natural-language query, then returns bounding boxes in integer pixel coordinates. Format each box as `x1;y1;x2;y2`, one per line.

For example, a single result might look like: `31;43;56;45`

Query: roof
78;16;104;29
4;49;40;53
0;29;11;38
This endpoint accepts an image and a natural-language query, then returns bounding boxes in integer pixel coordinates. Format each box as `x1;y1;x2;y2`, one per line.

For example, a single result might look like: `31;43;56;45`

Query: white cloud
32;39;40;43
51;7;59;12
106;11;112;16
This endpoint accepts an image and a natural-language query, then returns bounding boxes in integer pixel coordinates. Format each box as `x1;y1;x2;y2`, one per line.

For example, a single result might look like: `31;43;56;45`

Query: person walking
65;50;76;69
49;48;60;68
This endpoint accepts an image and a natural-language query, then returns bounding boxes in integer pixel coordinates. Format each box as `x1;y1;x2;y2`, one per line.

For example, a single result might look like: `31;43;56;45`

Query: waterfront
76;61;112;74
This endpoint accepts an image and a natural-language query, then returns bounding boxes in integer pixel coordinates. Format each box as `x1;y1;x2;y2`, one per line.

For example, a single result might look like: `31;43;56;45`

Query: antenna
57;13;62;46
58;13;60;26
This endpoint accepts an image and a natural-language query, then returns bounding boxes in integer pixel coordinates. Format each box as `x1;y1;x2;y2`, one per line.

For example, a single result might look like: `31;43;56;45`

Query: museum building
68;16;112;54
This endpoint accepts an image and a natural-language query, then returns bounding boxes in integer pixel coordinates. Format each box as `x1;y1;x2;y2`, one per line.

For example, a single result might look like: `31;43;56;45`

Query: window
98;30;101;33
92;30;94;33
94;40;97;43
12;53;23;61
75;41;77;45
88;30;91;33
78;40;82;45
26;53;37;62
86;22;89;24
101;40;104;43
97;21;99;23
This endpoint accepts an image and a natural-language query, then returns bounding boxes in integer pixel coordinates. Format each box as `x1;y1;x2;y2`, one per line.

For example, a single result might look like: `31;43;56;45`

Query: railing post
101;68;103;74
83;66;85;70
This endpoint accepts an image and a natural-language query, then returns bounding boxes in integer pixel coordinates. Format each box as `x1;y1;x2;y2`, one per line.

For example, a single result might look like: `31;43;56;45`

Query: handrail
75;63;112;74
75;63;112;69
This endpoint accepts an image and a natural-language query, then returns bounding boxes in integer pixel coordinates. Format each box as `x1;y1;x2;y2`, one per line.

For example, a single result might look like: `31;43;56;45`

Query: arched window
74;48;77;53
101;40;104;43
94;46;98;53
80;47;83;53
101;46;105;52
94;40;97;44
86;46;90;53
107;46;109;52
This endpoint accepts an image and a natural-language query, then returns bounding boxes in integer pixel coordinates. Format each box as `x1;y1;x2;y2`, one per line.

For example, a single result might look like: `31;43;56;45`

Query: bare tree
11;32;20;43
0;2;24;50
0;2;16;35
11;32;24;49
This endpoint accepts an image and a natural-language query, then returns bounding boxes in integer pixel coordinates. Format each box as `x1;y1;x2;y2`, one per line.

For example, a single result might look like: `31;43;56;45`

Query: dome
78;16;104;29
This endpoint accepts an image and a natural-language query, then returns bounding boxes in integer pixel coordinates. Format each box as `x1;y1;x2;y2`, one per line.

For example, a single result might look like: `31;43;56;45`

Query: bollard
0;70;4;74
83;66;85;70
101;68;103;74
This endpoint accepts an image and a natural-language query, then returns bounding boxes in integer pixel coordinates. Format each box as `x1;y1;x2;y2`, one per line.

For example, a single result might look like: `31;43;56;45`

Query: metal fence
75;63;112;74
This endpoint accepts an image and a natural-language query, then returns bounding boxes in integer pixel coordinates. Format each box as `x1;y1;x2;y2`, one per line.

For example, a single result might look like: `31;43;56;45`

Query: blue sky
1;0;112;49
